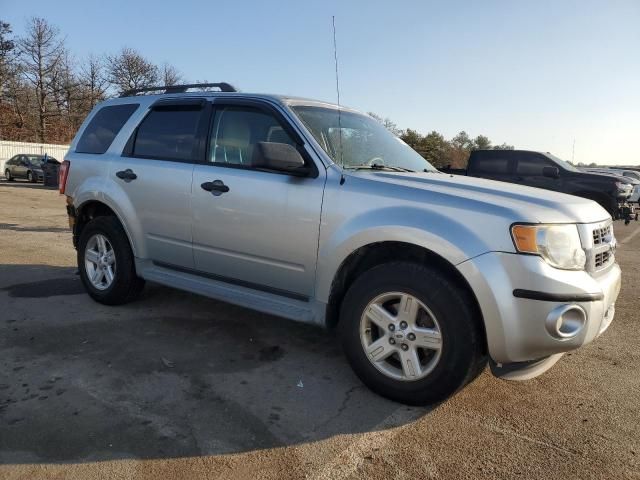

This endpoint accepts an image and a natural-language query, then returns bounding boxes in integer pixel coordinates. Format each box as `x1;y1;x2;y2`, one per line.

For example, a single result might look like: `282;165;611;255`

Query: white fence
0;140;70;173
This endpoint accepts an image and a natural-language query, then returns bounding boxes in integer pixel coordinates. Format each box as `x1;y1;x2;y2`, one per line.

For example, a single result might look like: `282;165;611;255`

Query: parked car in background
585;168;640;203
4;154;59;183
60;84;621;405
440;150;634;219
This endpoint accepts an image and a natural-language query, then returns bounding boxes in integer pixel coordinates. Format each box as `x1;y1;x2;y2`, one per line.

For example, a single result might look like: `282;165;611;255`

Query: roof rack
120;82;237;97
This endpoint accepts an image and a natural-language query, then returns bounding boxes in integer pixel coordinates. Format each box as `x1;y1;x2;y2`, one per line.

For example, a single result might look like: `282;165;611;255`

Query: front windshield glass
291;105;437;172
545;153;579;172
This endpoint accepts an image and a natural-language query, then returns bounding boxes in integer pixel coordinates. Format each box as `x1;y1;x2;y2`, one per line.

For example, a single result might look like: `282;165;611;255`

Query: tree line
0;17;514;169
368;113;514;169
0;17;184;144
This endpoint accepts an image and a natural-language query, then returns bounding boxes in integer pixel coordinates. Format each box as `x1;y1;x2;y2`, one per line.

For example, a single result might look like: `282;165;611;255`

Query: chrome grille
594;251;611;268
585;221;615;273
592;225;611;245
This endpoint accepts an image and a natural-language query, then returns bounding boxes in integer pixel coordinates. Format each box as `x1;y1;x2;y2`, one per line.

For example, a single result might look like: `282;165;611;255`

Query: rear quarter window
76;104;139;154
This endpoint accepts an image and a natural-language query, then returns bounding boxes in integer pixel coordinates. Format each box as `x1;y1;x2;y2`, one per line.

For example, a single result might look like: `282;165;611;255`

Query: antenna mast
332;16;345;172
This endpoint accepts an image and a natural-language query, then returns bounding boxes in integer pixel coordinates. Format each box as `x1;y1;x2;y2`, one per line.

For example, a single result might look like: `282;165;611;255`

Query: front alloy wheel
339;262;487;405
360;292;442;381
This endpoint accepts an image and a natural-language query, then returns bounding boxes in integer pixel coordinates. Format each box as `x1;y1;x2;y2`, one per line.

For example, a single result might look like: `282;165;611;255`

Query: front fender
315;206;500;303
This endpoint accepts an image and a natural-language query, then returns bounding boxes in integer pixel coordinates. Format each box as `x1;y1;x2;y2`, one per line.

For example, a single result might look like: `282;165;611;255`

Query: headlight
511;224;586;270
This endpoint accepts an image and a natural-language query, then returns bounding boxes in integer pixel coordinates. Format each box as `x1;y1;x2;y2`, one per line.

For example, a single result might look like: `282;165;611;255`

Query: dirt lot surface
0;180;639;480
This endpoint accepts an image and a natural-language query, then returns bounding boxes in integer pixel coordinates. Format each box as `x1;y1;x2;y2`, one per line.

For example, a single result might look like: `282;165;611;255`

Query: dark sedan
4;154;59;183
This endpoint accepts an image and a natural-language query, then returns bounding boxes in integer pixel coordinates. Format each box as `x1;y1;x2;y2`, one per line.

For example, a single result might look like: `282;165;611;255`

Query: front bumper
458;252;621;369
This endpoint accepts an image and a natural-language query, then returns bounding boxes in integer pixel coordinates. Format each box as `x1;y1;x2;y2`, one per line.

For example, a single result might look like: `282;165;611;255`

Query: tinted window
517;155;554;176
209;106;296;166
472;154;510;174
76;104;139;154
134;108;203;161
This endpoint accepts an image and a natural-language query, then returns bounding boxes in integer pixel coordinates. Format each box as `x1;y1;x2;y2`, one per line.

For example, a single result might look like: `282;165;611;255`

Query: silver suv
60;83;621;405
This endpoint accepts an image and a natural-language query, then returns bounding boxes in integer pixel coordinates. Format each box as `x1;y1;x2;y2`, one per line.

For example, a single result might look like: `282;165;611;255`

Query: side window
132;107;203;161
76;104;139;154
209;106;296;167
473;154;510;174
516;155;555;176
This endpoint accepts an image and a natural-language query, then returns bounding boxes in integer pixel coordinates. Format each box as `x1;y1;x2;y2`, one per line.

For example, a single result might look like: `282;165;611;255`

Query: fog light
545;304;586;339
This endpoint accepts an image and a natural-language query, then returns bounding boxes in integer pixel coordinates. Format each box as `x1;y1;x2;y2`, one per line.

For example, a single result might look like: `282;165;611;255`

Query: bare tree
368;111;402;136
107;47;158;93
160;63;183;86
79;54;108;108
0;20;16;99
17;17;66;142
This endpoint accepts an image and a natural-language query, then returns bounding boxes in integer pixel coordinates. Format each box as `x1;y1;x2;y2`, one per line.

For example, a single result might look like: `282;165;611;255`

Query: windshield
544;153;580;172
291;105;437;172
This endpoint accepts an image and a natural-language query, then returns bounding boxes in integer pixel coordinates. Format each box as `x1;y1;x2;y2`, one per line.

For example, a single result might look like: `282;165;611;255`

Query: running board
136;259;322;325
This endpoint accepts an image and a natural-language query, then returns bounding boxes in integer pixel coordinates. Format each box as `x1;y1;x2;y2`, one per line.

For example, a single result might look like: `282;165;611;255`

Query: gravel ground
0;180;639;480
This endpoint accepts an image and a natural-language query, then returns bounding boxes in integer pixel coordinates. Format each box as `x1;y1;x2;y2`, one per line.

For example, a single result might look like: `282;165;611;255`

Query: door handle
116;169;137;181
201;179;229;196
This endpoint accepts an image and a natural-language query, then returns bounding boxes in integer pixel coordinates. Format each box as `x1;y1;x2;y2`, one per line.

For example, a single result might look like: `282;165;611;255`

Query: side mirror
254;142;309;176
543;166;560;179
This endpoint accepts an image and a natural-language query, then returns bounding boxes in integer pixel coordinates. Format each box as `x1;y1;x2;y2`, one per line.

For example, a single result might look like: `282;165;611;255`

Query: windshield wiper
345;164;416;173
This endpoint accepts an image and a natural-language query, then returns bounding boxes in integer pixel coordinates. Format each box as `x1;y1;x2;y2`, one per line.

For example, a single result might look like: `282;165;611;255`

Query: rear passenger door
190;100;325;298
15;155;29;178
115;98;210;268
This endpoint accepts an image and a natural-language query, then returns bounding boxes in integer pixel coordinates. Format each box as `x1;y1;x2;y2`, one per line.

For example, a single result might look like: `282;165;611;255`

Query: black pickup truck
441;150;633;218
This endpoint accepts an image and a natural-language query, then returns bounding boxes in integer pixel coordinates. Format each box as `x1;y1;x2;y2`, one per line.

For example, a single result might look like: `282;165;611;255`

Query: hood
347;171;610;224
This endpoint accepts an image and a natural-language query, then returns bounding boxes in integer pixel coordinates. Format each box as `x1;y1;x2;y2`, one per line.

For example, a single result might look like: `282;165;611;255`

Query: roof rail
120;82;237;97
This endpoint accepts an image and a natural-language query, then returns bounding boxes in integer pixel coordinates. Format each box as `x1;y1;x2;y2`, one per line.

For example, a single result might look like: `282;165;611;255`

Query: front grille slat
592;225;611;245
588;223;614;272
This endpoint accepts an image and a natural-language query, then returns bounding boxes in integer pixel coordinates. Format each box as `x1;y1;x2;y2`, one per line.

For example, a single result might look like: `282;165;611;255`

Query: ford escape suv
60;83;621;405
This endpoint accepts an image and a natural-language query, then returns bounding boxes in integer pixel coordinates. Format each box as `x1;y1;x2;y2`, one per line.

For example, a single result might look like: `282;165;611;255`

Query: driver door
191;100;326;298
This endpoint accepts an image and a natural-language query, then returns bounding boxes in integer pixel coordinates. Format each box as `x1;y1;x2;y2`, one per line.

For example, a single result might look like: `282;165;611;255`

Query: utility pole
572;139;576;164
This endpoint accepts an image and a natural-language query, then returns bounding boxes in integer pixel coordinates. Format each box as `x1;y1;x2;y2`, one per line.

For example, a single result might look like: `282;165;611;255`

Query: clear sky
3;0;639;164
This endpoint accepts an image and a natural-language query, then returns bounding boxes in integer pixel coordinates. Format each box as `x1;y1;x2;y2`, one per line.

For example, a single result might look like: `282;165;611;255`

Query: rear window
76;104;139;154
132;108;202;161
472;154;511;174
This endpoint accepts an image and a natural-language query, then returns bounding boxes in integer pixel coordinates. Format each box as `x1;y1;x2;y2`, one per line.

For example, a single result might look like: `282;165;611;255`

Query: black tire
4;169;13;181
339;262;487;405
27;170;35;183
77;215;145;305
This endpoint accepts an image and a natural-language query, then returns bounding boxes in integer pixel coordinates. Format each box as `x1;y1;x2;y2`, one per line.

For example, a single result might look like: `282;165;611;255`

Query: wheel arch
324;241;488;355
74;199;136;256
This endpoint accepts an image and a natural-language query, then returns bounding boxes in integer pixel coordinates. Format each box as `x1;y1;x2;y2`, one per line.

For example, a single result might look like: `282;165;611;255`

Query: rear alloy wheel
339;261;487;405
4;169;12;181
27;170;34;182
84;234;117;291
78;216;145;305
